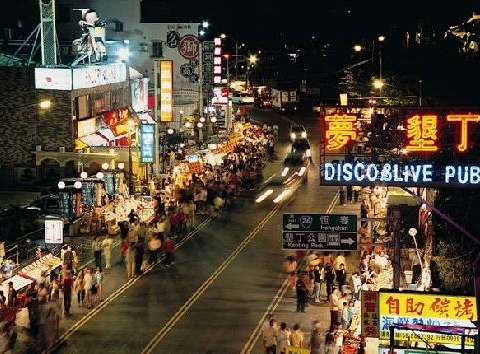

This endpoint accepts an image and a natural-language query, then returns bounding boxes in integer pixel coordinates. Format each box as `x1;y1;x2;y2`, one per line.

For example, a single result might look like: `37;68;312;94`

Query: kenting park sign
319;107;480;187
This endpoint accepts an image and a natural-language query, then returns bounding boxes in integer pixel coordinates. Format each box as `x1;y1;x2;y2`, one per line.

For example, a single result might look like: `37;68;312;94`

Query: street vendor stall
18;253;63;284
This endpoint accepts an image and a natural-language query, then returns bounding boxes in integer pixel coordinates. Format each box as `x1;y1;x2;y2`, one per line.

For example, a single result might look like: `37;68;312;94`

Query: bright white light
96;171;104;179
281;167;289;177
255;189;274;203
102;162;109;170
57;181;66;189
298;167;307;177
273;188;291;203
306;149;311;158
117;163;125;170
118;46;130;62
301;131;307;138
74;181;83;189
80;172;88;179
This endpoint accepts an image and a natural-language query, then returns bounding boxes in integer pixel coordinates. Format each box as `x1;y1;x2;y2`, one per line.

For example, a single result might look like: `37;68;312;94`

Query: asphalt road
14;108;369;353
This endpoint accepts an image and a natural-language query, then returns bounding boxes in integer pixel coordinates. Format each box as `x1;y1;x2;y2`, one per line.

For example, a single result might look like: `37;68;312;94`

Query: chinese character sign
379;292;477;346
324;114;357;151
361;291;379;338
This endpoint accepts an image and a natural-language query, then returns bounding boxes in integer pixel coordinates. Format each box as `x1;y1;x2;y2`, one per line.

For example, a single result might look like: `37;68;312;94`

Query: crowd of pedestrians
277;250;369;354
3;122;281;352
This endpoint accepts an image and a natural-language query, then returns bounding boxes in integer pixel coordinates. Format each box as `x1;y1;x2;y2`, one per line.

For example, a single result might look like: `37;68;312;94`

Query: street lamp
374;35;386;96
57;180;83;220
246;54;258;90
197;117;205;143
220;33;245;79
101;162;125;199
210;116;217;135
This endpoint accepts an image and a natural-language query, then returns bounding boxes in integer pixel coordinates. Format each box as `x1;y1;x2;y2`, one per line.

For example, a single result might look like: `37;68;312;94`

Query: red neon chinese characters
454;298;475;320
325;114;357;150
446;114;480;152
405;115;438;152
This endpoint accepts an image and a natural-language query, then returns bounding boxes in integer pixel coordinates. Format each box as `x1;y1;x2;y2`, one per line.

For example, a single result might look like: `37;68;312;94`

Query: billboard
378;291;477;347
320;107;480;187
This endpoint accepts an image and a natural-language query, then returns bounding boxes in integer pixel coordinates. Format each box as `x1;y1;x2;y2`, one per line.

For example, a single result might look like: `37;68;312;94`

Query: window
152;41;163;58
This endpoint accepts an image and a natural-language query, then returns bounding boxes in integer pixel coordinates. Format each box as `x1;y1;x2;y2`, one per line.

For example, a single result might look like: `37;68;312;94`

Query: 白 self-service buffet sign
320;107;480;187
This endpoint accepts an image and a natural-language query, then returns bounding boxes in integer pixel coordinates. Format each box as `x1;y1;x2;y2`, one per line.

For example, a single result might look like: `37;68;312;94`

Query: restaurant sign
378;291;477;347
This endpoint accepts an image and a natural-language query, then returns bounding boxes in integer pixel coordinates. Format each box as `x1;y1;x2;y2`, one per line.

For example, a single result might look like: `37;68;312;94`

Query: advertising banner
379;291;477;347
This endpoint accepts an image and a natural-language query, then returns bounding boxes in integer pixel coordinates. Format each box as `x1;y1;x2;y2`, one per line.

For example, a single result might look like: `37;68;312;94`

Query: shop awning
98;127;117;140
129;66;143;80
79;133;109;147
75;138;88;150
136;112;156;124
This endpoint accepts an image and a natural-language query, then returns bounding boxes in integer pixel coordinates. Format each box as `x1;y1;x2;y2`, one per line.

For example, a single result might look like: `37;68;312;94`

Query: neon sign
323;110;480;154
320;107;480;187
324;114;357;150
323;162;480;186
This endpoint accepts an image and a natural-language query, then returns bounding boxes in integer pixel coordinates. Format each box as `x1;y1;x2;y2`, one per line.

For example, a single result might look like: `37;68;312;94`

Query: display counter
18;254;63;284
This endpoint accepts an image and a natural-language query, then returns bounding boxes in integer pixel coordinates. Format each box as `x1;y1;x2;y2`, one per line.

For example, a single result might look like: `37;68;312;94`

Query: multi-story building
0;0;211;190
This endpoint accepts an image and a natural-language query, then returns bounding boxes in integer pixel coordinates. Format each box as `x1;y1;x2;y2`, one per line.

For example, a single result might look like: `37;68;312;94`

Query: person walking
125;242;137;280
83;267;94;309
335;263;347;292
93;266;104;303
163;235;176;268
61;270;73;316
101;235;113;270
313;265;323;303
277;322;291;354
324;264;336;302
329;288;340;328
295;275;309;313
147;233;162;265
261;318;278;354
289;323;304;348
309;321;324;354
62;245;74;272
324;325;337;354
92;235;103;269
338;185;346;205
73;271;85;307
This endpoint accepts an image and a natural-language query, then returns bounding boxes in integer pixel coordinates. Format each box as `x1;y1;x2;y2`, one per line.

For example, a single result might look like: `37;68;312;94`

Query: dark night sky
196;0;477;47
1;1;477;49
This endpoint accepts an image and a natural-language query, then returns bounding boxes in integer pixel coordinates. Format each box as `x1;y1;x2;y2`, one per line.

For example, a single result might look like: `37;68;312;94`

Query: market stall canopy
78;133;109;147
129;66;143;80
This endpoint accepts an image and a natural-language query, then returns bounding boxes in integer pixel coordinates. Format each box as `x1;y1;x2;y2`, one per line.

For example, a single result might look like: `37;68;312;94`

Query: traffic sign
282;213;358;251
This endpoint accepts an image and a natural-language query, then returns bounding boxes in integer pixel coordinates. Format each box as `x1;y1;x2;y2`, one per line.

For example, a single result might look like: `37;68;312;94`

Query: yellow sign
379;292;477;320
379;292;477;346
159;60;173;123
285;346;310;354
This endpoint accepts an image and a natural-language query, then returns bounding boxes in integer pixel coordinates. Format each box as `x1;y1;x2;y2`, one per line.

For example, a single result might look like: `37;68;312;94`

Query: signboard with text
320;107;480;187
282;213;357;251
378;291;477;347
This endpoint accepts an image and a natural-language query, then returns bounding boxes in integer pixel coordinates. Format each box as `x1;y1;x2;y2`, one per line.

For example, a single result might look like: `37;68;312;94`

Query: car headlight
290;133;296;140
301;132;307;138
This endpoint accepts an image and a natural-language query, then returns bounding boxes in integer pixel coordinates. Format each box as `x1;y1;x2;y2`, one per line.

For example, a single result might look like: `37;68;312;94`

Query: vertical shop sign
361;290;379;338
159;60;173;122
140;123;155;163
